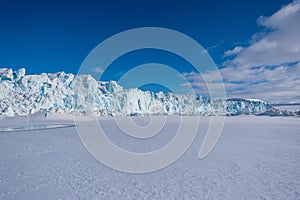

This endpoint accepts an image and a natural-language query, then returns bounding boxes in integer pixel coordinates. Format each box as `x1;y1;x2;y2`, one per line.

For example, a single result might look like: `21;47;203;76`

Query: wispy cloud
221;62;300;103
201;40;224;54
182;62;300;103
224;0;300;68
93;67;104;74
223;46;244;57
183;0;300;103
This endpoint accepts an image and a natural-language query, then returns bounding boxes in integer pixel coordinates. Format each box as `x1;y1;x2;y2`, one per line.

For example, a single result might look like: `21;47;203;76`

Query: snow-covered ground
0;114;299;199
273;105;300;112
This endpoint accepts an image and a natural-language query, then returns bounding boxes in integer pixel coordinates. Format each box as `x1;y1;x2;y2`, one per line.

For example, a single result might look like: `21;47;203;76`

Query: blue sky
0;0;299;103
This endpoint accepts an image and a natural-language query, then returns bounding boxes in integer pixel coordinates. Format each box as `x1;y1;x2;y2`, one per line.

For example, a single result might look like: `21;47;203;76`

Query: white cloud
201;40;224;54
93;67;104;74
182;1;300;103
208;0;300;103
257;0;300;28
224;0;300;68
182;62;300;103
220;62;300;103
223;46;244;57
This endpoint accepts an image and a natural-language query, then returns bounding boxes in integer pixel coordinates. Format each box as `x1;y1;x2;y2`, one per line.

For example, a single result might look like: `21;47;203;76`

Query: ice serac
0;68;296;117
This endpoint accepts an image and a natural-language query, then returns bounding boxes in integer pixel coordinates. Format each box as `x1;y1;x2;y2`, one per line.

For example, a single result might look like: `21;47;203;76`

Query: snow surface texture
0;68;297;117
0;114;299;199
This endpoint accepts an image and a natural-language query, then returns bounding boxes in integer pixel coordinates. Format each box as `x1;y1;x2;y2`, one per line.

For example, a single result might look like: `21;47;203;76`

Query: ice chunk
0;68;13;81
14;68;26;79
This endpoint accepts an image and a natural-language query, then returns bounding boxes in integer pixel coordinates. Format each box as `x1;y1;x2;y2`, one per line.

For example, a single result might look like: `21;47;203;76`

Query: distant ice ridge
0;68;297;117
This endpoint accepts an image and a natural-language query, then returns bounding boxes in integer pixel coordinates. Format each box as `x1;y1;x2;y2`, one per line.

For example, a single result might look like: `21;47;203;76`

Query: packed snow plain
0;68;300;199
0;113;299;199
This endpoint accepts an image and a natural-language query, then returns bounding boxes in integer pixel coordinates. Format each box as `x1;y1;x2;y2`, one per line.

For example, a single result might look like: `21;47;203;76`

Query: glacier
0;68;297;117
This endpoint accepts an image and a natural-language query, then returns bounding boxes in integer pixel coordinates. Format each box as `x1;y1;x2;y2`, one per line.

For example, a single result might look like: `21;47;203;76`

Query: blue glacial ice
0;68;296;117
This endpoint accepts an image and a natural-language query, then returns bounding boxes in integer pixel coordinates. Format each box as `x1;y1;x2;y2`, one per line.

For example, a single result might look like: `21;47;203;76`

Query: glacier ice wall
0;68;295;117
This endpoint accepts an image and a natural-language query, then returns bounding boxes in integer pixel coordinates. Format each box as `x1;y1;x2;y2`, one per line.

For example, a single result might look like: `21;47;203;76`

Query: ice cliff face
0;68;296;117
